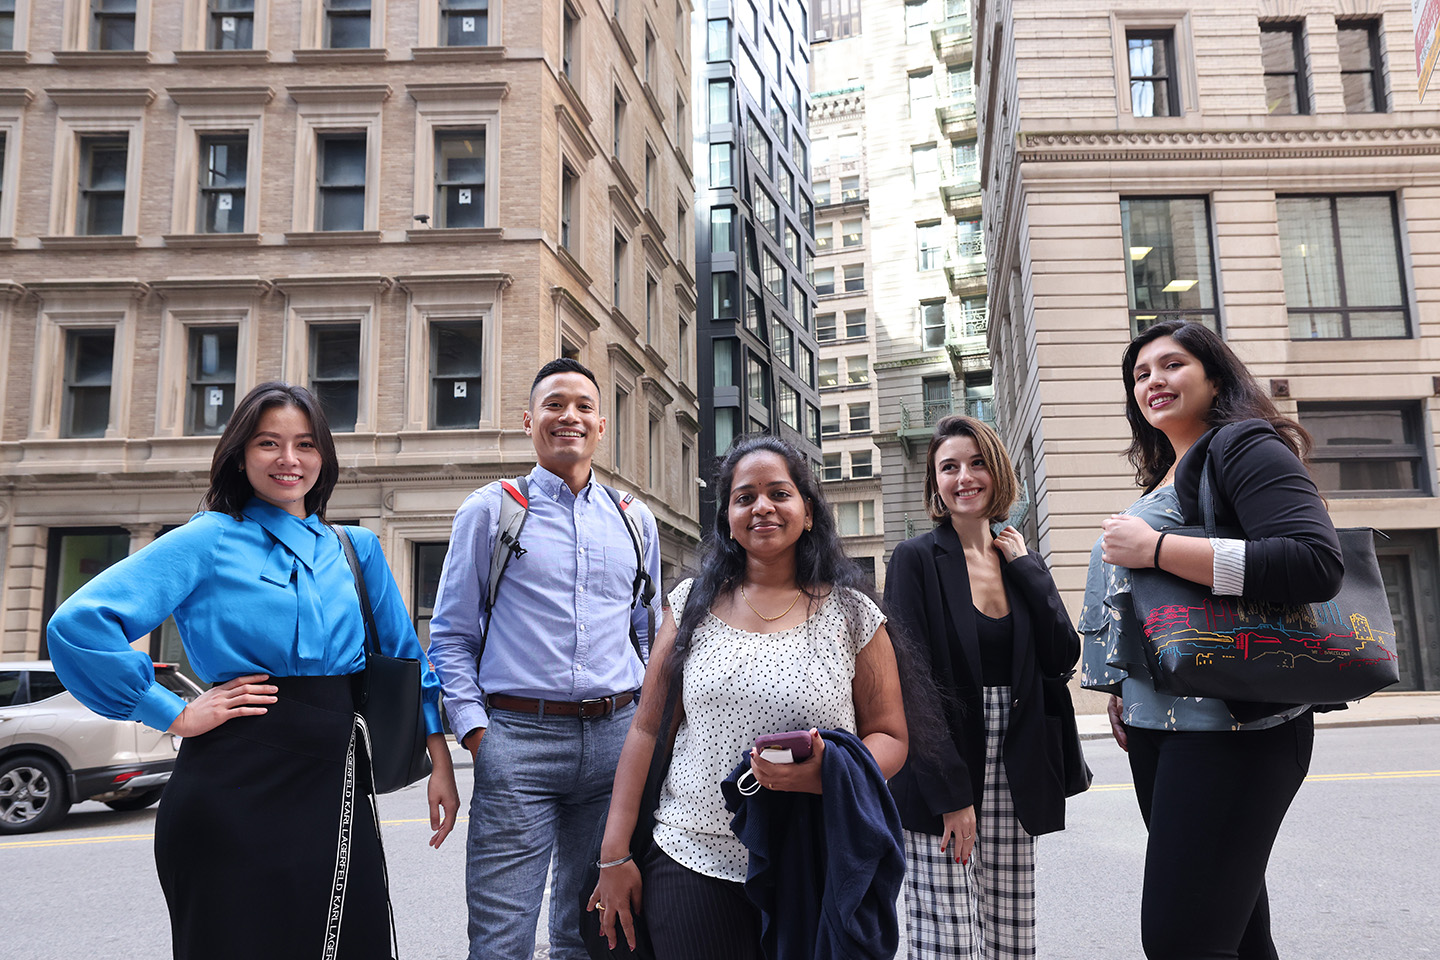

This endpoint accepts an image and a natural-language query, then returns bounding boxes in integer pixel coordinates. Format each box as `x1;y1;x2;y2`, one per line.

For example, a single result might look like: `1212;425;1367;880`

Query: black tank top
974;607;1013;686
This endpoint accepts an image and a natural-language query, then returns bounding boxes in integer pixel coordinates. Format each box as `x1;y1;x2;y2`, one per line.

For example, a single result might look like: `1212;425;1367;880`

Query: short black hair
530;357;600;404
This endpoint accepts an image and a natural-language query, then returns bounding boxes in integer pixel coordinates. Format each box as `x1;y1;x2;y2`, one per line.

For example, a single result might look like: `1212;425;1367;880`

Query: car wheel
103;787;164;812
0;755;70;834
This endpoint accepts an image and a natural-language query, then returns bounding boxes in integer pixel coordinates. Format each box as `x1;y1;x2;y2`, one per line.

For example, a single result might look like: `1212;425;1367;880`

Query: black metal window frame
78;135;128;236
1337;18;1386;113
198;133;248;233
208;0;255;50
315;132;367;231
1120;194;1222;336
324;0;371;49
1260;21;1310;115
1298;400;1432;498
1126;28;1180;117
1278;192;1411;341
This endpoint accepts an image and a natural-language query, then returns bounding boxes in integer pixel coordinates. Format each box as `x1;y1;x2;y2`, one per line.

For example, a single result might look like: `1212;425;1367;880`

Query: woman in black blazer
885;414;1081;960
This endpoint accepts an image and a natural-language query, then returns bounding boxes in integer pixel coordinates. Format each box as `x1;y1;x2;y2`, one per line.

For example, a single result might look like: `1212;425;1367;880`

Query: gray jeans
465;700;634;960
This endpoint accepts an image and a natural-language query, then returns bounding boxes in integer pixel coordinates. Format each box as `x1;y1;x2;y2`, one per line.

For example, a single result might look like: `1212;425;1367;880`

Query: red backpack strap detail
499;479;529;510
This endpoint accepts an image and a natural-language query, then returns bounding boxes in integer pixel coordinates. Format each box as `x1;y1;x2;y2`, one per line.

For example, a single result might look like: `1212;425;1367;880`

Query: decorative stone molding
1017;127;1440;162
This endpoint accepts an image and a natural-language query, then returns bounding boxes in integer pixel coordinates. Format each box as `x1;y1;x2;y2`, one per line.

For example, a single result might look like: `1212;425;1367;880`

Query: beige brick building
976;0;1440;692
0;0;700;663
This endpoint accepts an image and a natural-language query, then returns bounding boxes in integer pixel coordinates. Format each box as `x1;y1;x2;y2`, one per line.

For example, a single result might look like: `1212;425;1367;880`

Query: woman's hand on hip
992;526;1028;563
425;733;461;849
1107;695;1128;753
1100;515;1161;569
750;730;825;795
589;859;643;952
940;806;977;865
166;674;277;738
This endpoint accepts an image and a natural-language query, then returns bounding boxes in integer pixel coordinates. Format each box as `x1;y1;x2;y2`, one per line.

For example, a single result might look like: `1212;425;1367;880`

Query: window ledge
611;305;641;341
405;227;503;243
40;235;140;250
555;244;593;286
411;46;507;62
292;48;389;65
163;233;261;248
173;50;272;66
0;52;32;66
52;50;153;67
284;230;382;246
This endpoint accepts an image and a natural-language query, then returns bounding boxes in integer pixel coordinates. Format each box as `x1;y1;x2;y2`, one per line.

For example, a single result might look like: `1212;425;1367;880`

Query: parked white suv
0;661;203;834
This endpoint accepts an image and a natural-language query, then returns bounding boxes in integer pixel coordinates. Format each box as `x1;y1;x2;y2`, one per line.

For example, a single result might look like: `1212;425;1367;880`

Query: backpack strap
601;484;657;666
477;477;530;669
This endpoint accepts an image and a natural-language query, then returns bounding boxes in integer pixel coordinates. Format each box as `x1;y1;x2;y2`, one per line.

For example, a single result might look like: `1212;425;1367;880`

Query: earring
804;518;813;531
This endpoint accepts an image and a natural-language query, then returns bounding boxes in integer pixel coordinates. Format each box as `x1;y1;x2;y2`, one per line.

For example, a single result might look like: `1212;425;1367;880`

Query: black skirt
154;676;394;960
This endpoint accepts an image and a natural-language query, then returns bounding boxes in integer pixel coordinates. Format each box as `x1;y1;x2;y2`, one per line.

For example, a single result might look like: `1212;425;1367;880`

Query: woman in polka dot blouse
588;433;910;959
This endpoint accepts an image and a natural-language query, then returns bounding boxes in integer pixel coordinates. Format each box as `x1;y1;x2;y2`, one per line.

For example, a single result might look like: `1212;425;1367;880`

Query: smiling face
726;450;814;559
933;435;995;522
524;371;605;475
244;404;323;518
1131;335;1218;443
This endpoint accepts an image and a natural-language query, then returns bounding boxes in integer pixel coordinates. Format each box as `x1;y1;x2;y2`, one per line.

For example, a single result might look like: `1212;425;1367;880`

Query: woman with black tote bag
1080;321;1343;960
47;382;460;959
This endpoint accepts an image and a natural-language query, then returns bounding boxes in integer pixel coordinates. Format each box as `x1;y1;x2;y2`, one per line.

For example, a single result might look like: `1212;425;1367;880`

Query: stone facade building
0;0;699;663
976;0;1440;692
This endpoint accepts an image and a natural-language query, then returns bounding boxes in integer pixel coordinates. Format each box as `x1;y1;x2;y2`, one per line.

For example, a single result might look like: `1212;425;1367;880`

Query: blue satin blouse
46;499;443;735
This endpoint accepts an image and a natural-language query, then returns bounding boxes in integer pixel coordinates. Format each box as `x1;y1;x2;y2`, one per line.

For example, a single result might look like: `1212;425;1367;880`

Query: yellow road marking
1085;769;1440;794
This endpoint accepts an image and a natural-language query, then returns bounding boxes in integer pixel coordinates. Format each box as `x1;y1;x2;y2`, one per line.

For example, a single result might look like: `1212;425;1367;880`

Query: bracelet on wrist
597;853;634;869
1152;532;1168;570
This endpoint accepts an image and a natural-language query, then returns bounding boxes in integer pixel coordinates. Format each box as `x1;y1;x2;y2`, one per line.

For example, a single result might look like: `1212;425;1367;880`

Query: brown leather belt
485;691;637;718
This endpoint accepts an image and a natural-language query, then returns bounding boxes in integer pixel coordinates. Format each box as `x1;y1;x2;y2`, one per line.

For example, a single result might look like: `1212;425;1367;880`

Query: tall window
920;299;947;349
908;69;934;115
1277;195;1409;339
648;415;661;488
1120;196;1219;333
613;385;630;471
678;316;690;380
709;143;733;187
778;382;799;429
772;321;792;367
814;268;835;295
198;135;247;234
644;147;656;208
911;144;937;186
846;355;868;384
746;353;767;405
1338;20;1385;113
325;0;371;48
442;0;489;46
843;264;864;292
1298;402;1430;497
845;309;867;338
1260;22;1309;115
841;218;862;247
815;222;833;250
644;26;656;83
821;404;840;435
316;135;366;231
817;313;836;342
560;162;578;249
62;330;114;439
613;231;628;307
755;190;777;238
707;19;731;60
922;376;951;424
92;0;137;50
209;0;256;50
0;0;15;50
562;2;580;80
840;176;860;201
823;452;842;480
185;327;238;435
710;206;734;253
709;80;733;126
78;136;128;236
681;441;694;512
310;324;361;432
917;220;944;270
836;500;875;536
430;321;484;429
646;276;658;342
612;90;626;158
714;407;737;455
746;113;771;172
1127;30;1179;117
851;449;873;478
796;346;813;385
711;272;736;317
813;180;831;205
434;132;485;228
762;249;784;295
848;401;870;432
713;338;736;387
903;0;931;45
818;357;839;387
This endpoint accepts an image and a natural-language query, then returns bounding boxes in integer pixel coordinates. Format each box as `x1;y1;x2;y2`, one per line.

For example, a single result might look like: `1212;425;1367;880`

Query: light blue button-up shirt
426;465;661;740
46;499;444;735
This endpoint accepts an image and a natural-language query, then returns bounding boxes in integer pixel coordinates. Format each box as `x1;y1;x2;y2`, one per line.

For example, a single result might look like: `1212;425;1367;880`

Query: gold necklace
740;584;804;622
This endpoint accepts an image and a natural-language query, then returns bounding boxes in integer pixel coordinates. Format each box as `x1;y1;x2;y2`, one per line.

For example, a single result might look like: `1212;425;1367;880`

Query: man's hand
461;726;486;761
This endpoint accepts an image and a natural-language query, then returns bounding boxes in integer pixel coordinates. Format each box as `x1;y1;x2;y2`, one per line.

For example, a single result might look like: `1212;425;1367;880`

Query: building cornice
0;88;35;107
46;88;156;107
551;285;602;330
288;84;393;105
273;274;393;293
150;277;274;298
406;81;509;103
394;272;513;292
1017;126;1440;163
167;86;275;106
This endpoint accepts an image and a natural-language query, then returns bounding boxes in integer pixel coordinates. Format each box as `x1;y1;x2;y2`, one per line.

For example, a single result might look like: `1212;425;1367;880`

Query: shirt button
579;586;586;593
1013;698;1021;708
580;624;587;632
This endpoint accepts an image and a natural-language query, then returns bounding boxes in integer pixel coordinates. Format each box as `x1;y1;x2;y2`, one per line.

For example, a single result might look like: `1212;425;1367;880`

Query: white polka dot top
652;577;886;882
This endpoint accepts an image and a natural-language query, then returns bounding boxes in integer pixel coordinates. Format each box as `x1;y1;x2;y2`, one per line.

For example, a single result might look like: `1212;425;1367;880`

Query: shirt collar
528;464;596;503
243;497;326;568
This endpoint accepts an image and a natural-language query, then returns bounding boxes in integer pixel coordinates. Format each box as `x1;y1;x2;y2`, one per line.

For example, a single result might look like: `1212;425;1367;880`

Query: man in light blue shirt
428;358;661;960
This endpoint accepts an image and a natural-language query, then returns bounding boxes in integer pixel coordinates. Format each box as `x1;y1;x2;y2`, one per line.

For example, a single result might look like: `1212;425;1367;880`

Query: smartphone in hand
754;730;814;764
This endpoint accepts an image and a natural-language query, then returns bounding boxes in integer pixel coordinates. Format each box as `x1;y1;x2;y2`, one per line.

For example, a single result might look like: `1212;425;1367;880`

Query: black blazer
884;525;1080;838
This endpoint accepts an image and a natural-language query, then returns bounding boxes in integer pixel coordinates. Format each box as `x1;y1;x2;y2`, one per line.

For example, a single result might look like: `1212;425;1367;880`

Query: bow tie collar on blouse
243;499;336;665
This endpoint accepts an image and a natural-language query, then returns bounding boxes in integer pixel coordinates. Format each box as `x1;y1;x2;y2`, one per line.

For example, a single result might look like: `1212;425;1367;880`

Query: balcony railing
938;152;981;219
944;236;987;296
945;304;990;376
930;9;974;64
934;77;978;140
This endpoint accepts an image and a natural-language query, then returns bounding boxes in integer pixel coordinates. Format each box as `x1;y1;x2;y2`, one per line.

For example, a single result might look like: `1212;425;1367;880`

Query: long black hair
201;382;340;520
669;433;948;763
1122;321;1311;491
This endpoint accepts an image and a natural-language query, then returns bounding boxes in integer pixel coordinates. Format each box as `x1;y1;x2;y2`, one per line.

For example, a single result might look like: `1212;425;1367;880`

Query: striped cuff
1210;537;1247;596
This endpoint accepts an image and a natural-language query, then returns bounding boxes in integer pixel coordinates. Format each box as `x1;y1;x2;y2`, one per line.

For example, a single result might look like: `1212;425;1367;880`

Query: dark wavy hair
668;433;948;764
1122;321;1311;491
201;382;340;521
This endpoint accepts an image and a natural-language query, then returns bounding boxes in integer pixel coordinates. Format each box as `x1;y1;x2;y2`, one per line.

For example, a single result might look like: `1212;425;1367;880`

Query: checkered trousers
902;685;1037;960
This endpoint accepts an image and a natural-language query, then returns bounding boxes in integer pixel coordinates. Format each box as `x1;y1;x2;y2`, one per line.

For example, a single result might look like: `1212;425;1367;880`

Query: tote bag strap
336;526;379;667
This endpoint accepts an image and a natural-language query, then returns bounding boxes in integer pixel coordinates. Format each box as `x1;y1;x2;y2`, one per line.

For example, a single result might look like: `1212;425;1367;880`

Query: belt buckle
580;695;615;718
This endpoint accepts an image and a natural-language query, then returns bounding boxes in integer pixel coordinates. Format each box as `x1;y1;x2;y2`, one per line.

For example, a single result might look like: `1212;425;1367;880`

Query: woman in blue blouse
47;382;459;960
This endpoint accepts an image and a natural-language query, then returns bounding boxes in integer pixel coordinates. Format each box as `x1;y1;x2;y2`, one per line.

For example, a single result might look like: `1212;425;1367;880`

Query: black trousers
1125;712;1314;960
643;842;762;960
154;676;392;960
